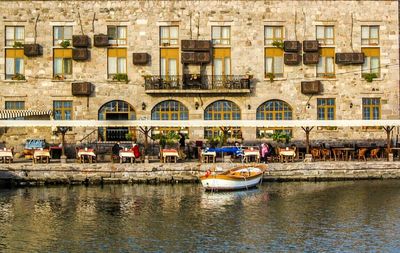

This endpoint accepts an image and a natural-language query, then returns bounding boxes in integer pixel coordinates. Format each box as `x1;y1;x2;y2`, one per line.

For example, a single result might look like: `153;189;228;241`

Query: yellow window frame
317;48;335;78
53;49;72;77
160;26;179;46
362;48;380;76
53;100;73;120
317;98;335;120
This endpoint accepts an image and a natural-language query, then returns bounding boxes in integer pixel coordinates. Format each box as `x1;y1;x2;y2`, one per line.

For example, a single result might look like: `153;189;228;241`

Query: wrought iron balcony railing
144;75;251;91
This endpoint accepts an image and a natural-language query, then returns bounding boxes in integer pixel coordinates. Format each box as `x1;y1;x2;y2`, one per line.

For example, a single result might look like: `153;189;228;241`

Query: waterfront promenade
1;161;400;187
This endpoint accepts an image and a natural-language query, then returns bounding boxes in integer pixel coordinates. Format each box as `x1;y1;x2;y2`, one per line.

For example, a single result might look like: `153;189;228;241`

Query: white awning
0;119;399;128
0;110;52;120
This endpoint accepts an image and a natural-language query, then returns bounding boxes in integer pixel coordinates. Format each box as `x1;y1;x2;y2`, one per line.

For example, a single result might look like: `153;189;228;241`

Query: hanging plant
266;73;275;82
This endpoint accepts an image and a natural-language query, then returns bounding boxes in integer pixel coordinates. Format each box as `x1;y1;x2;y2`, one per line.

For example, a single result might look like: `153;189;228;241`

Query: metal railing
144;75;251;91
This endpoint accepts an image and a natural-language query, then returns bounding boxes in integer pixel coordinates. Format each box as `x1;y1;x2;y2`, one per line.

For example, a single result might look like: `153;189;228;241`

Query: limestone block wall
0;0;398;147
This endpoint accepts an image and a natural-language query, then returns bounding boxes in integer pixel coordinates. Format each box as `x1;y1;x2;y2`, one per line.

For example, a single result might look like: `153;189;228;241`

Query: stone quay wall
1;161;400;187
0;0;398;149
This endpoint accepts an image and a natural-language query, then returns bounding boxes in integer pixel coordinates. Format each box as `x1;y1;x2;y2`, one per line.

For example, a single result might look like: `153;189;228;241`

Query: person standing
112;141;122;163
178;133;186;160
261;143;269;163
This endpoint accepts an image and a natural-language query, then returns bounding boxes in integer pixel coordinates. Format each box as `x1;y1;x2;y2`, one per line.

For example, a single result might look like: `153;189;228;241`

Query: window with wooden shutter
317;48;335;78
362;48;380;77
108;48;127;78
5;49;24;80
265;48;283;78
53;49;72;78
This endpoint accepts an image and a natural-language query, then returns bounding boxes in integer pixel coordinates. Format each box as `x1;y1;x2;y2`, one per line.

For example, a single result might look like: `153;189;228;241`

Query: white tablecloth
78;150;96;157
0;150;13;158
34;150;50;158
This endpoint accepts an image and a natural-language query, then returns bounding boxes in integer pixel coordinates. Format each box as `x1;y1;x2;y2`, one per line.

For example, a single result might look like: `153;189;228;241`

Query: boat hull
200;174;263;191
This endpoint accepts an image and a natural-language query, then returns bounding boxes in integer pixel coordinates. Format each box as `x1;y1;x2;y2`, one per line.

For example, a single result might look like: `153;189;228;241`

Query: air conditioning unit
351;53;365;64
284;53;301;65
72;82;92;96
181;52;196;64
132;53;150;65
72;35;89;47
335;53;353;65
303;52;320;65
284;41;301;52
195;52;211;63
303;40;319;52
72;48;90;61
301;81;321;95
93;34;109;47
23;44;42;57
195;40;211;51
181;40;197;51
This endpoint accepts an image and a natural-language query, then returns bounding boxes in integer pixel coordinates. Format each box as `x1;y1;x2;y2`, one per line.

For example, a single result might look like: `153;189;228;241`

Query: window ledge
106;79;130;83
51;79;75;82
2;80;27;83
360;78;384;82
264;78;287;82
317;78;338;81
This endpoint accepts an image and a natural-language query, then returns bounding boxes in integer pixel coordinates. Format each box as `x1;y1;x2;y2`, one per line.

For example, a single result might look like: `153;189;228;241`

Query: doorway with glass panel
213;48;231;89
160;48;179;88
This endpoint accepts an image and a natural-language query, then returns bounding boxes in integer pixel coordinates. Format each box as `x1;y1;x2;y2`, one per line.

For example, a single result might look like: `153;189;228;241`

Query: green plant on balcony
59;40;71;48
112;73;129;83
266;73;275;82
363;73;378;82
11;73;25;80
272;40;284;49
13;41;24;48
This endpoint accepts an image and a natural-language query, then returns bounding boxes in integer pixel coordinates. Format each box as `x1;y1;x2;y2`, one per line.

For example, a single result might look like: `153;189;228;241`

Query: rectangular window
317;48;335;78
5;26;25;47
108;48;127;78
53;26;73;46
212;26;231;45
362;98;380;120
5;49;24;80
213;48;231;84
53;101;73;120
53;49;72;78
5;101;25;120
264;26;284;45
265;48;283;78
107;26;127;46
317;98;335;120
362;48;380;77
316;26;334;45
160;26;179;46
361;26;379;45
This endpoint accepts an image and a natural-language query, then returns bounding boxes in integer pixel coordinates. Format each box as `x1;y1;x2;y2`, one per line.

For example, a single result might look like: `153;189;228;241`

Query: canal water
1;180;400;252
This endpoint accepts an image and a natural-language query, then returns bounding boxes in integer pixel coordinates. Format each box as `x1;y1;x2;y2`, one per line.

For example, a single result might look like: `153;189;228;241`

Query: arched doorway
98;100;136;141
204;100;241;139
256;99;293;138
151;100;189;135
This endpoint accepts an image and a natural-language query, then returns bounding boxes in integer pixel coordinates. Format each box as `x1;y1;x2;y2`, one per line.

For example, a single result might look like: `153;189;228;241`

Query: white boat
199;164;267;191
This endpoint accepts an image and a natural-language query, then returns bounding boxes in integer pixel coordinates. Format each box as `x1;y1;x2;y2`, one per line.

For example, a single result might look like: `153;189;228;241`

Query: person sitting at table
112;142;122;163
131;143;141;158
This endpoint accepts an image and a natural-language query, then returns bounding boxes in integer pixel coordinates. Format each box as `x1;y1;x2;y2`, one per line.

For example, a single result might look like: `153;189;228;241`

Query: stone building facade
0;0;399;149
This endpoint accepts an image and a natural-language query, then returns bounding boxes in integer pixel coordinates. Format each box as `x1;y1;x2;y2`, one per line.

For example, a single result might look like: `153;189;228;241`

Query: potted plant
272;40;284;49
363;73;378;82
54;74;65;80
270;131;292;145
13;41;24;48
125;132;133;141
266;73;274;82
154;132;180;149
59;40;71;48
112;73;129;83
11;73;25;80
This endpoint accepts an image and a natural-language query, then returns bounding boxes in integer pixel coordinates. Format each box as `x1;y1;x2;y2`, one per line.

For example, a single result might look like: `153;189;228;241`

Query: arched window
151;100;189;134
98;100;136;141
204;100;241;139
256;100;292;138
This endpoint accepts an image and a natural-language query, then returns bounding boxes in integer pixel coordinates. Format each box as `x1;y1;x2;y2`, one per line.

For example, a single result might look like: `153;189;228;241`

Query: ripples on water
0;181;400;252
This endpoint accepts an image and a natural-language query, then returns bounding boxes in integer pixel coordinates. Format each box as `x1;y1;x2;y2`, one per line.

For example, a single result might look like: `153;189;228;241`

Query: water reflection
0;181;400;252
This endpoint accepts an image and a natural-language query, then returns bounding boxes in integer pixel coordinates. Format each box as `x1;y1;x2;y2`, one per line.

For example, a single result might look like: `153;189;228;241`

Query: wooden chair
357;148;368;161
310;148;320;161
370;148;380;160
321;148;331;161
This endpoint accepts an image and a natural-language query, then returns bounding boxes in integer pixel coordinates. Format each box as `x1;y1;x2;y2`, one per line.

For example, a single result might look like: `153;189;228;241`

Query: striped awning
0;109;52;120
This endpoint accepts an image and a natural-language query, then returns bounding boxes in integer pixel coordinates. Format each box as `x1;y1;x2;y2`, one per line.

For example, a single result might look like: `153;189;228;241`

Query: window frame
317;98;335;120
5;26;25;47
5;49;24;80
361;48;380;77
53;48;73;78
361;25;379;46
159;26;179;46
53;100;73;120
316;25;335;45
264;48;284;78
211;26;231;46
107;26;127;46
362;98;381;120
256;100;293;138
53;26;73;46
317;48;335;78
107;48;127;79
264;26;284;46
204;100;241;139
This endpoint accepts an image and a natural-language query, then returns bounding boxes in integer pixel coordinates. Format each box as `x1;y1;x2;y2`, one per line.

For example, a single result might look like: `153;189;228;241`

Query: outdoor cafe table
243;149;260;163
119;149;137;163
77;149;96;163
0;149;13;163
161;149;179;163
332;147;355;161
279;148;296;163
201;150;216;163
33;149;50;163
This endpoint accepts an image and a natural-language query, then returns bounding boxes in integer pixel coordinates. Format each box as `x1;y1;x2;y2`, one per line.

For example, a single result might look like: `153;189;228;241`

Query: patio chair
370;148;380;160
321;148;331;161
310;148;320;161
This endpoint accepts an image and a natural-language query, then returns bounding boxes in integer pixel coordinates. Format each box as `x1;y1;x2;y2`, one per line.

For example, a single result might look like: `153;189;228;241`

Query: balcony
144;75;251;94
